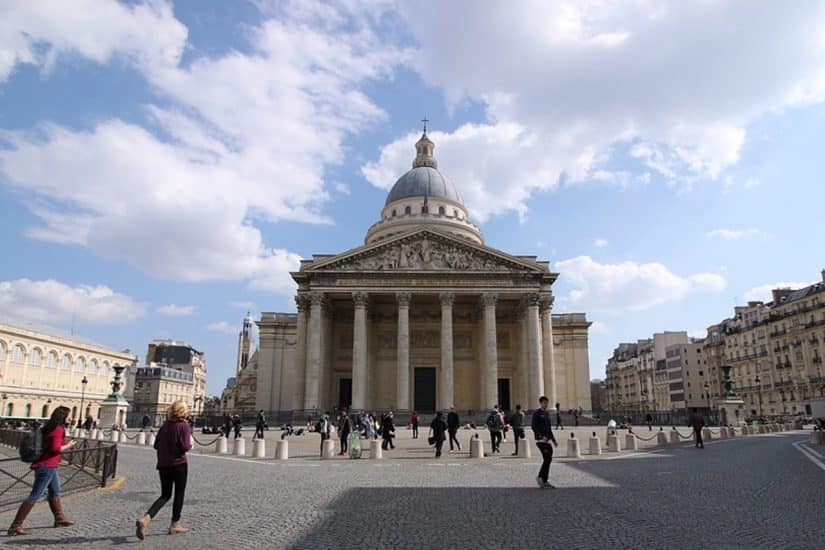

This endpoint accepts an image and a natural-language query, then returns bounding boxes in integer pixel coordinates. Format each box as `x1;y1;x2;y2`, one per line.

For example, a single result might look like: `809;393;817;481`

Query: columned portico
481;293;498;409
438;292;455;410
526;293;544;402
352;292;369;410
541;295;556;405
293;295;310;410
304;292;324;410
396;292;411;411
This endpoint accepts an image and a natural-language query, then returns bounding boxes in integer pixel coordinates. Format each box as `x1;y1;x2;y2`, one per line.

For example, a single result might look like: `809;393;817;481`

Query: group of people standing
314;409;398;456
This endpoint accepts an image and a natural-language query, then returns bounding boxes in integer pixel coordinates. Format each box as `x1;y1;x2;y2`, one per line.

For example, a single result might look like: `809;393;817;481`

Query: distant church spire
413;120;437;169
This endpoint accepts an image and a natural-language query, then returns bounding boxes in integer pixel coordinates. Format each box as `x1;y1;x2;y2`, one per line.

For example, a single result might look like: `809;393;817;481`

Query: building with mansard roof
254;131;592;415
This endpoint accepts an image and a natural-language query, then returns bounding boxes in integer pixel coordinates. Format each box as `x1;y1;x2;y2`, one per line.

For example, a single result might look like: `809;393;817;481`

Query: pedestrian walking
645;413;653;431
141;414;152;432
486;406;504;453
555;402;563;430
254;410;266;440
410;411;419;439
232;415;242;439
380;411;396;450
531;396;559;489
7;406;77;536
509;405;525;456
316;413;332;456
223;414;232;439
135;400;193;539
429;411;448;458
447;407;461;451
690;410;705;449
337;410;352;456
574;409;580;427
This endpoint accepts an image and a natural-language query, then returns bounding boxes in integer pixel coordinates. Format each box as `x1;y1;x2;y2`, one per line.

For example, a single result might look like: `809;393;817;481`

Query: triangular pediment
304;229;547;273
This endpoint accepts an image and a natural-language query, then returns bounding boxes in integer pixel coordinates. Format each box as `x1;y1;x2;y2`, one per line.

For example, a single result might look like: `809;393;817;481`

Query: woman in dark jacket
136;400;193;539
410;411;419;439
430;411;448;458
380;411;395;450
7;406;76;536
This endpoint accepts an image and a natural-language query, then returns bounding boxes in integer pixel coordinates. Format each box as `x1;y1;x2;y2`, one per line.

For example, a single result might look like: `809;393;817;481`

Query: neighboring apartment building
664;340;710;411
711;271;825;417
0;321;137;423
130;365;194;425
590;379;606;414
145;340;206;415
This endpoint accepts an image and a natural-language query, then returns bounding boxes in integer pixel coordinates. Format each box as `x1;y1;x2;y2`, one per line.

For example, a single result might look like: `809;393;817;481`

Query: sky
1;1;824;396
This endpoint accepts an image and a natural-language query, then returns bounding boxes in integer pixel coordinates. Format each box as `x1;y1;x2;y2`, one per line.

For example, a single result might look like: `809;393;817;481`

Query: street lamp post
78;376;88;429
755;375;763;418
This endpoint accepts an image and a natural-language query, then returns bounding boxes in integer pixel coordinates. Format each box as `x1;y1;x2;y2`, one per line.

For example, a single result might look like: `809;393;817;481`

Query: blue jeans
26;466;61;503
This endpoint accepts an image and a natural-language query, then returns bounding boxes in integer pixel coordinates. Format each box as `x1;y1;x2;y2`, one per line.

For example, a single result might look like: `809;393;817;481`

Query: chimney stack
821;268;825;283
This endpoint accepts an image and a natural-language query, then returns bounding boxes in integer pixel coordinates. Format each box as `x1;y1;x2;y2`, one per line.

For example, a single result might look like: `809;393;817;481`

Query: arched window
96;407;101;419
61;355;71;370
0;342;6;361
5;403;13;416
453;209;459;218
421;204;428;214
71;406;77;421
89;359;98;374
404;206;411;215
41;404;49;418
100;362;109;376
29;348;41;367
391;209;397;217
74;357;85;372
24;403;31;417
438;206;445;215
45;351;57;368
11;345;25;363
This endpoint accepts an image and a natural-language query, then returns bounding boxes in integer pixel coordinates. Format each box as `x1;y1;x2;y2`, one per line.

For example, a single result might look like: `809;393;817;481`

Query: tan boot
48;497;75;527
135;514;151;540
168;521;189;535
7;501;35;536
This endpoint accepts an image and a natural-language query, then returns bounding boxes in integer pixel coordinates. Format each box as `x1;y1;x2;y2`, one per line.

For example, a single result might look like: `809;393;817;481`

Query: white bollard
625;433;637;451
670;430;680;444
120;431;130;444
96;430;105;441
728;427;736;438
137;431;146;445
517;436;532;458
216;437;228;454
275;440;289;460
252;438;266;458
719;427;728;439
321;438;335;459
607;434;621;452
368;439;382;459
657;431;668;446
702;428;712;442
469;436;484;458
589;434;602;455
567;436;581;458
90;429;98;440
147;432;156;447
110;431;119;443
233;437;246;456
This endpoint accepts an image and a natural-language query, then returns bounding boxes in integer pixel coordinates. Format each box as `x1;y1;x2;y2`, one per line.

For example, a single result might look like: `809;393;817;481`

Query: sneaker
542;482;555;489
536;476;544;488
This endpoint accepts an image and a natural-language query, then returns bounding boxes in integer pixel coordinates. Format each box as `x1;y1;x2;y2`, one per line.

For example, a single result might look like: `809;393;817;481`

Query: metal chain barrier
192;434;222;447
673;427;694;439
629;428;659;442
121;431;139;441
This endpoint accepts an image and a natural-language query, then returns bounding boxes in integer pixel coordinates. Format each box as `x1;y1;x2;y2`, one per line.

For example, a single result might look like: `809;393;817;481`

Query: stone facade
253;132;592;414
0;322;137;424
130;365;194;425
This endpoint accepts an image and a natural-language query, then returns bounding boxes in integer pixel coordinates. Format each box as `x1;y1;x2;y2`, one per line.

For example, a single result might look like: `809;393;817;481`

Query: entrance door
414;368;437;413
497;378;511;411
338;378;352;410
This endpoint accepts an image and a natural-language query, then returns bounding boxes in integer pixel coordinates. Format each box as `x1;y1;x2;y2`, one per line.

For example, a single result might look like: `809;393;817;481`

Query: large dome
385;166;464;206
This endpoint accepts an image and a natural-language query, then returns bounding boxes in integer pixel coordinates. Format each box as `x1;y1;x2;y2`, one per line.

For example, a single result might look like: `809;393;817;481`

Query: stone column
439;292;455;410
352;292;369;410
396;292;411;411
540;294;556;406
526;292;544;402
293;295;310;410
304;292;324;411
481;293;499;409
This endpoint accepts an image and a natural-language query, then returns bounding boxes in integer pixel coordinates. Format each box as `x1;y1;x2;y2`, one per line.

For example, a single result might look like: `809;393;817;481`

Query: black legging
147;463;188;522
490;431;502;452
448;429;460;450
536;442;554;483
340;433;349;453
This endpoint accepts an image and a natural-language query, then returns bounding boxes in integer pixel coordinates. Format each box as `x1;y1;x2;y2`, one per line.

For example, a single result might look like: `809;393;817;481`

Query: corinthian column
526;292;544;400
439;292;455;410
540;294;556;406
396;292;411;411
481;293;499;409
293;294;310;410
351;292;369;410
304;292;324;411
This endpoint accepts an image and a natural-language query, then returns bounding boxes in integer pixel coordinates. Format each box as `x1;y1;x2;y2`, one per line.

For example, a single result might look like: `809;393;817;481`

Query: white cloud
363;1;825;220
156;304;194;316
229;300;256;310
0;278;146;324
555;256;726;312
594;238;608;248
705;228;769;240
589;320;613;336
743;281;814;303
0;1;406;295
207;321;237;335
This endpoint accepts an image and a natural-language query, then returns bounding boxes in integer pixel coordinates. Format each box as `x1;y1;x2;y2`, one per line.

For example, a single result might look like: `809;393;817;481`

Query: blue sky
1;1;824;395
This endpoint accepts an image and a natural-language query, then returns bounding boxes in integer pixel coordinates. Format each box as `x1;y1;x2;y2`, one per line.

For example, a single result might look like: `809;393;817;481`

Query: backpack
314;419;323;433
19;427;44;463
487;413;502;431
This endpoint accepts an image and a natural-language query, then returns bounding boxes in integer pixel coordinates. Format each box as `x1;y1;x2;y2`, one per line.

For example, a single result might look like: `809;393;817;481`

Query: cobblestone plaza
1;429;822;549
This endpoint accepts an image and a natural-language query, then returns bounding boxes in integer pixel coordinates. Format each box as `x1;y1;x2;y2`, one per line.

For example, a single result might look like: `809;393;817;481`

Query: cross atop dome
413;123;437;169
